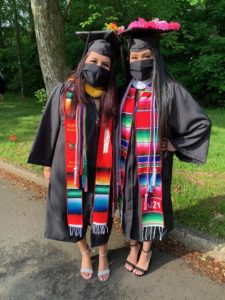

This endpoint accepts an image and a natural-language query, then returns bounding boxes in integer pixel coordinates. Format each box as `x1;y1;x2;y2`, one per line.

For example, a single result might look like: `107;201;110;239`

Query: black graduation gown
28;83;113;247
122;82;211;242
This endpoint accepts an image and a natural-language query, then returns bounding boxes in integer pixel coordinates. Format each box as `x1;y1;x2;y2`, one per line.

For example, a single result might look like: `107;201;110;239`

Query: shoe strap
81;247;90;256
99;253;107;257
130;241;139;247
80;268;93;274
98;269;110;276
142;248;152;253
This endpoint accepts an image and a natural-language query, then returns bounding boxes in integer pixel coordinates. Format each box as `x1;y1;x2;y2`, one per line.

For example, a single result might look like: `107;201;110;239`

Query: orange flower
105;22;125;34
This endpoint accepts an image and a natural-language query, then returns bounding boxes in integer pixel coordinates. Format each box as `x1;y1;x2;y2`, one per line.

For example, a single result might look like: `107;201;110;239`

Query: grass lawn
0;93;225;239
0;93;43;174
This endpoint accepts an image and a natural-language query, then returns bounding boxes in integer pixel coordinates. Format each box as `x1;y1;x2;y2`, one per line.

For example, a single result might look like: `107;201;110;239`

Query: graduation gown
28;83;113;247
121;82;211;241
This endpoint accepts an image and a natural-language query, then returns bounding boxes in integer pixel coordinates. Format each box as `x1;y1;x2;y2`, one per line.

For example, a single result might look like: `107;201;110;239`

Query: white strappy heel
98;253;110;282
80;248;93;280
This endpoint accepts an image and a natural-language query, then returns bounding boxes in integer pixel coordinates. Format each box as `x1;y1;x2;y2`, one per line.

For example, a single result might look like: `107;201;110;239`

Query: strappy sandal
98;253;110;282
80;247;93;280
133;248;152;276
125;241;141;272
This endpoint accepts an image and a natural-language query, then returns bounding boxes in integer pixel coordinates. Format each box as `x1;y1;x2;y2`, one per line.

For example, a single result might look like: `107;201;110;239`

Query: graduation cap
120;18;181;51
76;30;129;83
76;30;122;59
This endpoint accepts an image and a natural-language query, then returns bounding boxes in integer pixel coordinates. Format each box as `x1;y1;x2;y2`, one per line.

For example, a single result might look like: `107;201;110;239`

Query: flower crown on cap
123;17;180;33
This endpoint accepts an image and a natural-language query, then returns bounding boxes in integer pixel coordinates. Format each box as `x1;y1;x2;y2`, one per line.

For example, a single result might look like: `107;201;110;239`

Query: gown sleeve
169;83;211;164
27;83;64;167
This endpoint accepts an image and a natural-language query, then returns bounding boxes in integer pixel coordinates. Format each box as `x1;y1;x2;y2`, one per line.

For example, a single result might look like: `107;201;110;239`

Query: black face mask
130;59;153;81
82;63;110;87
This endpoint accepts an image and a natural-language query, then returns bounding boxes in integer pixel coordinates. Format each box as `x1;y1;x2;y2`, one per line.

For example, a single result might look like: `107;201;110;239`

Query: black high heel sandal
125;241;141;272
133;248;152;276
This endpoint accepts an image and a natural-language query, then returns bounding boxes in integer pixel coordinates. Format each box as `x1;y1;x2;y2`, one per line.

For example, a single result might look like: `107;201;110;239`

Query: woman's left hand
167;140;176;152
161;139;176;152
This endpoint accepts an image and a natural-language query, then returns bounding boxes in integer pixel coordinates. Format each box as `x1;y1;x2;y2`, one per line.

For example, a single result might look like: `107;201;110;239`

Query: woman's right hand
43;167;51;181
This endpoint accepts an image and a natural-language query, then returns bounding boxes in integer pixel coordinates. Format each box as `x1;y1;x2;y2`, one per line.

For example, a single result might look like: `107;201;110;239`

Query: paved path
0;176;224;300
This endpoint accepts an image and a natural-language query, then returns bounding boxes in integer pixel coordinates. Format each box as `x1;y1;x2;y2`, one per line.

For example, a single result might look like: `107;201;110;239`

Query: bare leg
98;243;110;281
125;240;141;271
133;241;152;276
77;237;93;280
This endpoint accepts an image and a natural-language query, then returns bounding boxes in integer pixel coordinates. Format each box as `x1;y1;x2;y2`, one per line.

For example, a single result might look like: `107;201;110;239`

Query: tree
30;0;69;95
11;0;25;96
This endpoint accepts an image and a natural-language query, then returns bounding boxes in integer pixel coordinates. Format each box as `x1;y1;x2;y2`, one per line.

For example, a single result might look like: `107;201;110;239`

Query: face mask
130;59;153;81
82;63;110;87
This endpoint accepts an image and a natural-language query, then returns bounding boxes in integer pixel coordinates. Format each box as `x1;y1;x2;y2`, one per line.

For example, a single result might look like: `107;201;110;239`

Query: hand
43;167;51;181
161;139;176;152
167;140;176;152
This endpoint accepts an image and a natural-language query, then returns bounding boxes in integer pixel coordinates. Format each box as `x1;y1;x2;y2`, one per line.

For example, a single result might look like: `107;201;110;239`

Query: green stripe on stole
121;113;133;127
67;189;82;198
143;213;164;225
95;185;110;194
136;130;151;143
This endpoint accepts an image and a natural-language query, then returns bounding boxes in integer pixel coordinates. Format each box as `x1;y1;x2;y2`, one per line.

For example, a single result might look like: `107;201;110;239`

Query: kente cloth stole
120;84;164;240
63;79;113;237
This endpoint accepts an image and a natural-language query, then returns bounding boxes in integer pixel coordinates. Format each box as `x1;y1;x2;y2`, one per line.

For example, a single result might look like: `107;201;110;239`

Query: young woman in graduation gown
116;18;211;276
28;31;121;281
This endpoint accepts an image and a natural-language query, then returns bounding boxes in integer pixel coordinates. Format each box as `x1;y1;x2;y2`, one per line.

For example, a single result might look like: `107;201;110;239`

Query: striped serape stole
63;78;113;237
121;84;164;240
92;117;113;234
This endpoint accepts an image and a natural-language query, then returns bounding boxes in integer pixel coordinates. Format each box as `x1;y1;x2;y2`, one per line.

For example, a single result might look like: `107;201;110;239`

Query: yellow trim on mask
84;82;105;98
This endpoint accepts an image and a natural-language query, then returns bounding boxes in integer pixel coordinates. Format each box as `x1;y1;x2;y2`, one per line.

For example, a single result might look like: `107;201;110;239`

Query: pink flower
128;17;149;29
127;17;180;32
168;22;181;31
118;26;125;34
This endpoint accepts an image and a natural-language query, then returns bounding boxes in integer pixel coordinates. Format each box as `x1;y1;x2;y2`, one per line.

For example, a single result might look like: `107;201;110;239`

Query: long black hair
150;46;174;140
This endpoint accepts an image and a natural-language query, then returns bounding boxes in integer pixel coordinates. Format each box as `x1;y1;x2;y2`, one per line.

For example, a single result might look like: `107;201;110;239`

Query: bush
34;88;47;104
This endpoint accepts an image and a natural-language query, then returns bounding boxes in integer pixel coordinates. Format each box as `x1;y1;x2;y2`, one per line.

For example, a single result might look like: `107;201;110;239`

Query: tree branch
63;0;72;20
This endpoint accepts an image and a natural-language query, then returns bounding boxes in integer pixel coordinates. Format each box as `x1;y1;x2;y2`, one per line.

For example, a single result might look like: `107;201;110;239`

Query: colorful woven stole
63;79;113;237
120;84;164;240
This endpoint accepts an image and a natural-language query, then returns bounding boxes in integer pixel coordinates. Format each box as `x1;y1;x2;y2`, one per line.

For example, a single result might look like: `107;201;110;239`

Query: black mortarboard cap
122;29;161;51
76;30;122;59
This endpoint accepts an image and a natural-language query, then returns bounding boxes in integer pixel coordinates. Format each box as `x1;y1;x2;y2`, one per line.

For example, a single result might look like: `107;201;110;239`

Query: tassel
81;175;87;189
69;226;82;237
152;167;157;187
142;226;164;241
148;175;153;192
92;224;108;235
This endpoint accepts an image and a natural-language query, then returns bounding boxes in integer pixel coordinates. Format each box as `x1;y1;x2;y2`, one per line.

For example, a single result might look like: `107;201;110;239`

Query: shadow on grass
174;194;225;239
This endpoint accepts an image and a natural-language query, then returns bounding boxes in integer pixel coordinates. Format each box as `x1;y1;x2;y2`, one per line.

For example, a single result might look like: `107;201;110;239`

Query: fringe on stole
142;226;164;241
69;226;82;237
92;224;108;235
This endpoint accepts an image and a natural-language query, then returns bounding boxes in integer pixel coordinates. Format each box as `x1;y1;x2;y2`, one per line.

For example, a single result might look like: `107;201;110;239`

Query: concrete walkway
0;174;224;299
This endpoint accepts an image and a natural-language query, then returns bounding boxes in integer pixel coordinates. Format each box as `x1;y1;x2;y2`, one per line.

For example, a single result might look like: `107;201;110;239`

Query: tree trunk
11;0;25;97
30;0;69;96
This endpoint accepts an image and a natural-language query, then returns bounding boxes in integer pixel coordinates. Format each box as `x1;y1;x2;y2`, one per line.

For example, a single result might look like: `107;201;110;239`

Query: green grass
172;108;225;239
0;93;43;174
0;94;225;238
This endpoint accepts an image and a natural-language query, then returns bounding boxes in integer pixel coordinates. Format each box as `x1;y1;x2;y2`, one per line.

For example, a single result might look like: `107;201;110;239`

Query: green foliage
0;0;44;96
1;0;225;106
34;88;47;104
